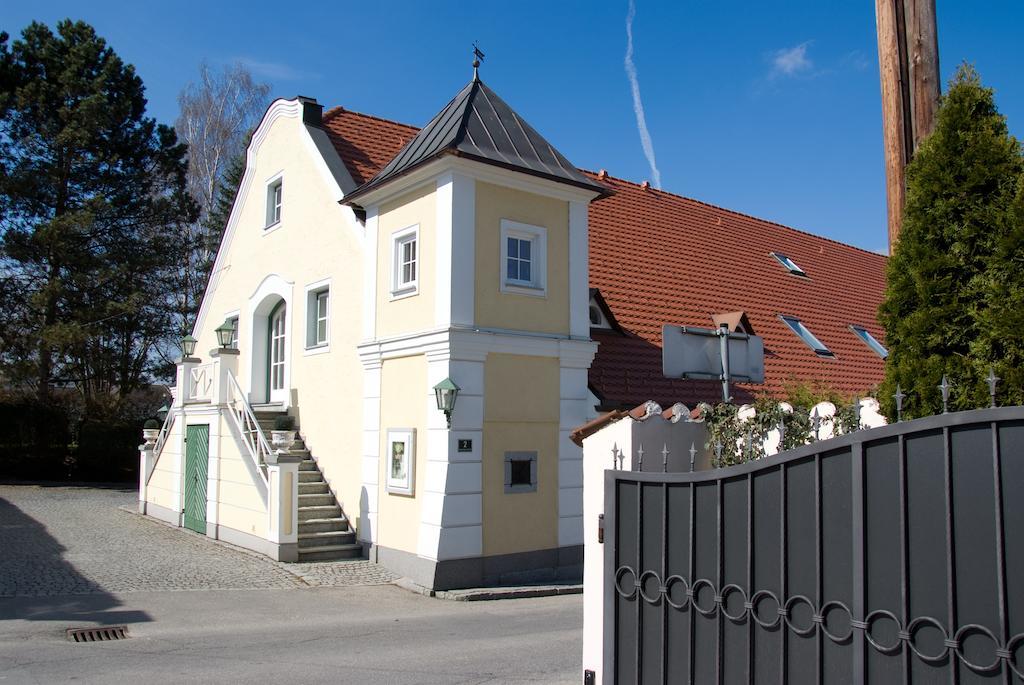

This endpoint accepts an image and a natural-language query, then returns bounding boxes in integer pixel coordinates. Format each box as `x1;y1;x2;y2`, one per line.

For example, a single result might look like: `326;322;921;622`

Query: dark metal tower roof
344;77;608;203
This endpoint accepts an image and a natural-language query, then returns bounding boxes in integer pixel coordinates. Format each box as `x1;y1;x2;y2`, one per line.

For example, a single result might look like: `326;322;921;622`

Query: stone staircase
254;410;362;562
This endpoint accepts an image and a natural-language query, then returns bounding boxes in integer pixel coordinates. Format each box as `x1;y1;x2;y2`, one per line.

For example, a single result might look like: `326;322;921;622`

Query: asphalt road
0;485;583;684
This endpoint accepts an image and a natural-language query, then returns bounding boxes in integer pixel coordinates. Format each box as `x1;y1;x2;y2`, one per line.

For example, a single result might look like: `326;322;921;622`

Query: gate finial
894;384;906;422
661;444;669;472
987;367;1000;408
689;442;697;472
938;375;951;414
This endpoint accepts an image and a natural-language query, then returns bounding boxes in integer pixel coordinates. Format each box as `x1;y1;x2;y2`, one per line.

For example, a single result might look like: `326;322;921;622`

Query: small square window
391;226;419;297
266;179;283;228
500;220;546;296
504;451;537;493
506;236;533;284
305;284;330;349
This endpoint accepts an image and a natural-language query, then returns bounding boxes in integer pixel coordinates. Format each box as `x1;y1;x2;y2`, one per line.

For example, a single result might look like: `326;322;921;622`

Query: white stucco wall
190;102;367;532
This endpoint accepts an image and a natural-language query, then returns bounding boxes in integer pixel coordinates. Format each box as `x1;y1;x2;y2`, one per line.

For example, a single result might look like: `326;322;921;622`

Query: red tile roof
321;107;418;186
584;173;888;408
320;107;888;409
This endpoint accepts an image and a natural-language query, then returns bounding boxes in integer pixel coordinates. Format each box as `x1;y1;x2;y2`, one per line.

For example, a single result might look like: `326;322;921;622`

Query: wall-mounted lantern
215;319;236;349
433;378;460;428
181;334;198;358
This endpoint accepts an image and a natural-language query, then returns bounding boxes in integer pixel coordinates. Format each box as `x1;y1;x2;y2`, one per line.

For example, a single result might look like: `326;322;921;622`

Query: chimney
297;96;323;127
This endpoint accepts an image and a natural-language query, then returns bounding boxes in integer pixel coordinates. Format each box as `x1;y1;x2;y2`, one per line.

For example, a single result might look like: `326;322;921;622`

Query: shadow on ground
0;496;151;626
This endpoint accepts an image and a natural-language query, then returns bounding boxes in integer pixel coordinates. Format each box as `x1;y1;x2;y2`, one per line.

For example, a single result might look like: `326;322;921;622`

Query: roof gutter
340;149;612;210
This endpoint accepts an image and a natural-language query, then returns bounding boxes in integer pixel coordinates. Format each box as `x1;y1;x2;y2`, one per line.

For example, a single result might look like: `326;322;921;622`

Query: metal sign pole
718;323;731;404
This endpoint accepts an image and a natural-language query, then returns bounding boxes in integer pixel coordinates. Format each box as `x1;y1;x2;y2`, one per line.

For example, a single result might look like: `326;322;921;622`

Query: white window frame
226;313;240;349
265;173;283;231
390;225;419;299
304;279;331;354
588;295;611;329
385;428;416;496
500;219;547;297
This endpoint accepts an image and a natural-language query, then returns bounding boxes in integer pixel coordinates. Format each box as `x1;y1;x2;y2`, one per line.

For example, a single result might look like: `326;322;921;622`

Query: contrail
624;0;661;189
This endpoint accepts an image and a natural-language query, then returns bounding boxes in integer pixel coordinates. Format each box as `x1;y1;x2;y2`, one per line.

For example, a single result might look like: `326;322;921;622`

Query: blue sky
4;1;1022;253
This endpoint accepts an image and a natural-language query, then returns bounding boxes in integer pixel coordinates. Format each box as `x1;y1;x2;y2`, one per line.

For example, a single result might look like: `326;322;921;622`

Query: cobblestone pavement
0;484;395;596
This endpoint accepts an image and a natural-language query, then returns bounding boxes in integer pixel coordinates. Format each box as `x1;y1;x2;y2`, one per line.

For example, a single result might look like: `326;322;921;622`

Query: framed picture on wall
386;428;415;495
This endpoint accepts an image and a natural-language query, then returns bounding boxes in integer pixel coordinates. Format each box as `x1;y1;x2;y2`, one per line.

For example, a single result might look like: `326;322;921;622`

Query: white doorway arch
247;274;294;407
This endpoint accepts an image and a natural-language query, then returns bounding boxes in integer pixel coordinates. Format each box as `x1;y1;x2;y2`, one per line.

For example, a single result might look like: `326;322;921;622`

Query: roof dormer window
771;252;807;277
780;315;833;357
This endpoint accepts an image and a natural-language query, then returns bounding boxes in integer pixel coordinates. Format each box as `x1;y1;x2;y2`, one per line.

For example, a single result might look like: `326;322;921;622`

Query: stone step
297;517;350;534
298;481;329;495
297;530;356;549
298;504;342;521
297;470;323;483
258;421;303;435
298;493;336;508
298;459;317;471
296;543;364;562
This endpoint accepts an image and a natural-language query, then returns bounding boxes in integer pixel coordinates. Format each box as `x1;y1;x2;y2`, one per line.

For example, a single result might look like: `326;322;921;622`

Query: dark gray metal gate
603;407;1024;683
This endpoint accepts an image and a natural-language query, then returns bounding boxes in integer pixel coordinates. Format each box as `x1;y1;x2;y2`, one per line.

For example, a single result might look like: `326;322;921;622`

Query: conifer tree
0;21;196;411
879;65;1024;418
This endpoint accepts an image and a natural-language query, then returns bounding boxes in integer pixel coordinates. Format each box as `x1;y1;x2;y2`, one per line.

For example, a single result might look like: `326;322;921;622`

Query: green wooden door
183;424;209;534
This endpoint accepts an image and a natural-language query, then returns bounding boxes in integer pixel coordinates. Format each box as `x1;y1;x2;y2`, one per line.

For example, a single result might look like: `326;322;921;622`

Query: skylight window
850;325;888;359
771;252;807;277
780;315;833;357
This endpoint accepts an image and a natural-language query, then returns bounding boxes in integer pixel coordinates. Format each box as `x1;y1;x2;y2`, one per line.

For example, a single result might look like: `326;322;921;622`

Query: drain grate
66;625;129;643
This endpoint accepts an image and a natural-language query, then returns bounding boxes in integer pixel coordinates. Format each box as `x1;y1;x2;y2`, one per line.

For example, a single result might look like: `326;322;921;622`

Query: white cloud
233;57;313;82
769;42;813;78
841;50;871;72
624;0;662;189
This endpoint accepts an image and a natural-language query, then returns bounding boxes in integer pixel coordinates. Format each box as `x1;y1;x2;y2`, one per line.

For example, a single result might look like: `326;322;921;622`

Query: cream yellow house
139;70;606;590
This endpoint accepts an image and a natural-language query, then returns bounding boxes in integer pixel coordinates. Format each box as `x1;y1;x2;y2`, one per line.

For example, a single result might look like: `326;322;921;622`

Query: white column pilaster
568;201;590;339
361;206;379;342
435;172;476;330
417;351;484;562
557;339;598;547
138;443;154;514
265;453;300;560
359;355;382;545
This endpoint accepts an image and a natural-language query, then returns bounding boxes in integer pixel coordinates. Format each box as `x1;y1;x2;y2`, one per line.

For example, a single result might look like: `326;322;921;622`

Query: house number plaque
457;439;472;452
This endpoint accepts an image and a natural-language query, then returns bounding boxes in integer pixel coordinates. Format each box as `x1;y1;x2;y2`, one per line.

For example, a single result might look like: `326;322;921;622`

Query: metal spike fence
603;405;1024;683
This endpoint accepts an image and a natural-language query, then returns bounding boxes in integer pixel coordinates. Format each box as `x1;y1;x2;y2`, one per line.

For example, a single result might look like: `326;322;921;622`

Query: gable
193;99;358;338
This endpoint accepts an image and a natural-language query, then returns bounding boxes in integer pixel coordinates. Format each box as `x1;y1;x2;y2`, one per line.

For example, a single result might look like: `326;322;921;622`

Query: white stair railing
225;370;271;491
145;408;176;485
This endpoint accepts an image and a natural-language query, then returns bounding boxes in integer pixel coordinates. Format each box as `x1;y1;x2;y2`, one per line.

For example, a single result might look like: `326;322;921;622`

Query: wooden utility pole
876;0;940;252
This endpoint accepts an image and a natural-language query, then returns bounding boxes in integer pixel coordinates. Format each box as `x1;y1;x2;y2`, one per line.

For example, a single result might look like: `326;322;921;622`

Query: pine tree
203;153;245;265
879;64;1024;418
0;21;197;411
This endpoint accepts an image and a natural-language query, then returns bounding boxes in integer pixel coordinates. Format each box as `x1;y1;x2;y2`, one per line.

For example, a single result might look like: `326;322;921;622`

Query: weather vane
472;42;485;80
